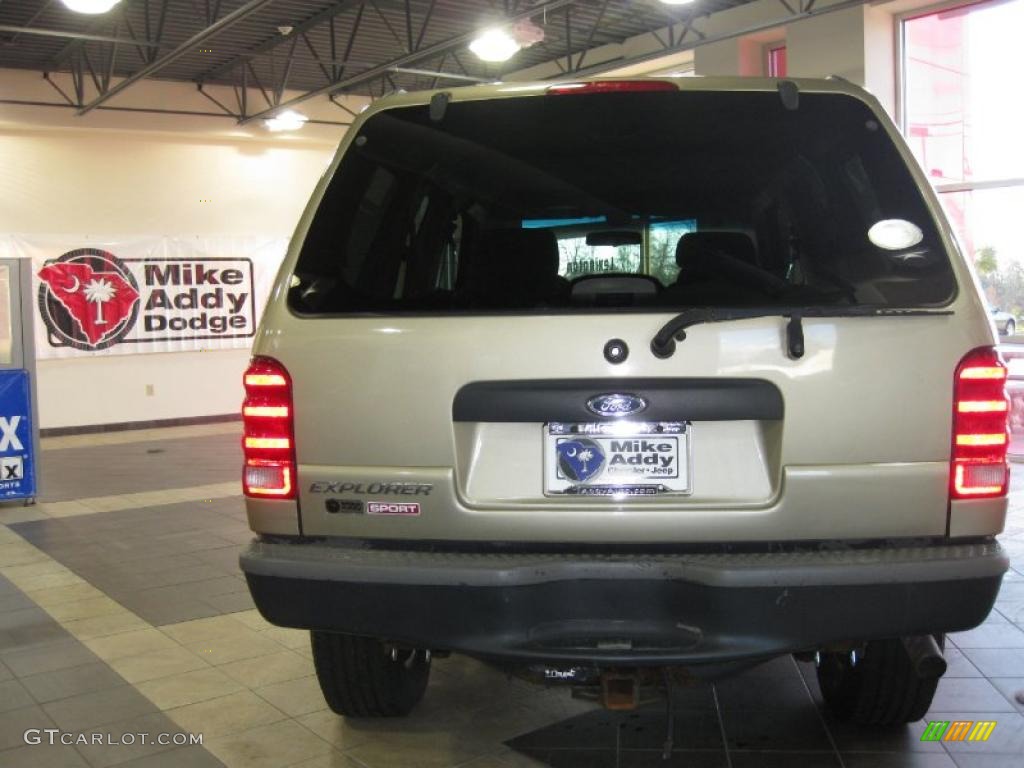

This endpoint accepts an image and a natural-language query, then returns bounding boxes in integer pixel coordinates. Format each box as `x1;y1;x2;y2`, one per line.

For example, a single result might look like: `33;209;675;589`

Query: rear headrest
473;228;563;304
675;231;758;271
481;228;560;278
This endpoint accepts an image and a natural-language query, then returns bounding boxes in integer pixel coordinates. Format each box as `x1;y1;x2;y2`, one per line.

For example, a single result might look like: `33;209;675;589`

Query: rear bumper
240;538;1008;665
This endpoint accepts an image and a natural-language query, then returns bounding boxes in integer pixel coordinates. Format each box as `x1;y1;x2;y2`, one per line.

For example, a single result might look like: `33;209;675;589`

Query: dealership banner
1;236;286;358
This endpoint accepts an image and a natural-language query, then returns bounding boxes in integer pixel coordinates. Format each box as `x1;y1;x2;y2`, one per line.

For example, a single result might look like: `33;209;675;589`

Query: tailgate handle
452;378;783;423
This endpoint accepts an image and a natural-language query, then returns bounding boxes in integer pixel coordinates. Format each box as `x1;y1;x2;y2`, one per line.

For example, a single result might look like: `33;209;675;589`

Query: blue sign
0;370;36;500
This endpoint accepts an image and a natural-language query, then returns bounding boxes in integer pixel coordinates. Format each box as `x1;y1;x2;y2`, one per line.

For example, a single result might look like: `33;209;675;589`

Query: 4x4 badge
586;393;647;418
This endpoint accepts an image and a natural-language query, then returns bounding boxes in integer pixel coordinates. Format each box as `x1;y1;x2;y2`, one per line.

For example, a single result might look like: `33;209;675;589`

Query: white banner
2;235;286;359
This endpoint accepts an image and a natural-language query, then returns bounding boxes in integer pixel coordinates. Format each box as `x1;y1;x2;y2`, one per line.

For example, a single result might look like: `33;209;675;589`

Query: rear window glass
291;90;955;315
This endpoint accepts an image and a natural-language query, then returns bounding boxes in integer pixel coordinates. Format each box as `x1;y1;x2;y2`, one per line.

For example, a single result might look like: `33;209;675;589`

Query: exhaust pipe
902;635;947;679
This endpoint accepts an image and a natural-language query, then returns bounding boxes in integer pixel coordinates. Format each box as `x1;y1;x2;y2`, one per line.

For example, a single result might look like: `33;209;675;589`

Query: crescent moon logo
564;447;577;457
64;276;81;293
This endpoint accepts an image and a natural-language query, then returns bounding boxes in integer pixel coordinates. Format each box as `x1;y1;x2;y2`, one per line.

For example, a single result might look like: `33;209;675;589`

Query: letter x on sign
0;416;23;451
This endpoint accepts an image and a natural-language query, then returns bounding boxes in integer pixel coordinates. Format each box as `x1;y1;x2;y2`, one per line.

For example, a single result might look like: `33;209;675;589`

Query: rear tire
310;632;430;717
816;637;943;725
1007;320;1016;336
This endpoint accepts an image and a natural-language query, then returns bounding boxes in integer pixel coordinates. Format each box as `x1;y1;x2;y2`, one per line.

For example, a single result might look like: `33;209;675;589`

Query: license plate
543;422;691;497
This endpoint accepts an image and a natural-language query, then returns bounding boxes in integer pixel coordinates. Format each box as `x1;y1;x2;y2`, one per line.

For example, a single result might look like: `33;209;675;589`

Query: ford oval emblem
586;393;648;418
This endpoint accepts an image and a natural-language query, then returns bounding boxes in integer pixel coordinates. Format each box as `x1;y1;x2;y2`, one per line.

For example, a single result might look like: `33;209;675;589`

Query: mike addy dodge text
141;262;252;335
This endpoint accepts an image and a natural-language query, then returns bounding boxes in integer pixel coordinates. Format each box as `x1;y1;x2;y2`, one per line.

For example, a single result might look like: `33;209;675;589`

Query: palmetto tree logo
576;447;596;472
556;439;606;483
37;249;141;352
84;278;118;325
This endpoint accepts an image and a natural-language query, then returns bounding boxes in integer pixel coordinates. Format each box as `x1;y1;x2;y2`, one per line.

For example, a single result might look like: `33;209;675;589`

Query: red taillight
546;80;679;96
951;347;1009;499
242;357;296;500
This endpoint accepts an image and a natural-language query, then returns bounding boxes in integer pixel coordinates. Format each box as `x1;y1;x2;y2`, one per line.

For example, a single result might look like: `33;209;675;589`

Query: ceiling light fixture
469;28;521;63
264;110;309;132
61;0;121;13
659;0;696;5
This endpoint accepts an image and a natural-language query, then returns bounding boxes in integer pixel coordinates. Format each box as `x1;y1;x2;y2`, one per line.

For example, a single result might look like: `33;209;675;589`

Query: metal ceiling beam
76;0;277;115
0;25;160;47
390;66;489;83
197;0;372;83
2;0;56;45
238;0;579;125
0;23;374;68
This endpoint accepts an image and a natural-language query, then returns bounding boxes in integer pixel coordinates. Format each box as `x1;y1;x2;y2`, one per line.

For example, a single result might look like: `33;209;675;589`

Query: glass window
292;90;954;315
903;0;1024;183
903;0;1024;454
767;46;788;78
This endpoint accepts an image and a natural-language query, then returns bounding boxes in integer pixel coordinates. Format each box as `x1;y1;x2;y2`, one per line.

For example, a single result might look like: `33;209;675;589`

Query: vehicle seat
669;231;784;303
471;228;570;307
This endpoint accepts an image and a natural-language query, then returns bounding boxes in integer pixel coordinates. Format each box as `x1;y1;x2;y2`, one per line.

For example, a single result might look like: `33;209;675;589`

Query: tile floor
0;422;1022;767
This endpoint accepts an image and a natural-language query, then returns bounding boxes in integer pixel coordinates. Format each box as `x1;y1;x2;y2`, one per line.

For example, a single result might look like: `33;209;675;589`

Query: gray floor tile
21;662;127;704
993;581;1024;603
994;601;1024;625
1;637;100;677
987;678;1024;713
70;711;192;768
945;648;985;678
729;752;841;768
42;685;157;731
127;598;223;627
506;710;621;751
39;434;238;502
667;684;717;710
618;709;724;750
820;717;946;754
189;547;246;571
0;592;37;612
200;590;254;615
951;621;1024;649
0;678;36;712
115;745;225;768
949;755;1024;768
958;648;1024;678
0;705;55;750
715;673;812;710
720;704;833;751
0;743;91;768
842;753;956;768
510;748;727;768
931;678;1020;713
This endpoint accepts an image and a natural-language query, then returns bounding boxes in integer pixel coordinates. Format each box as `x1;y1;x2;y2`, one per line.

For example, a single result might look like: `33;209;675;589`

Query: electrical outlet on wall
145;384;155;396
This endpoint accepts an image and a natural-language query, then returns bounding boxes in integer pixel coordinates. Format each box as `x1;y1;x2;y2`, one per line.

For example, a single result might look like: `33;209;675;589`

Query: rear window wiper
650;306;954;360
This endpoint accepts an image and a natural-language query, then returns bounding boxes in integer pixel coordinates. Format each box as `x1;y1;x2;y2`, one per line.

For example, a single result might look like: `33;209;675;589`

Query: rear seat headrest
676;231;758;270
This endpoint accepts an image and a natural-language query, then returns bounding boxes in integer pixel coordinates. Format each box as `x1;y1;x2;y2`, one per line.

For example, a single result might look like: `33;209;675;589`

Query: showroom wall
0;71;357;429
0;0;942;431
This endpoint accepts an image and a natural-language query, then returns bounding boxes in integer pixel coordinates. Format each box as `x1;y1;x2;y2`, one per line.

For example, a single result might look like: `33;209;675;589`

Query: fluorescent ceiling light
659;0;696;5
264;110;309;132
469;28;521;63
61;0;120;12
